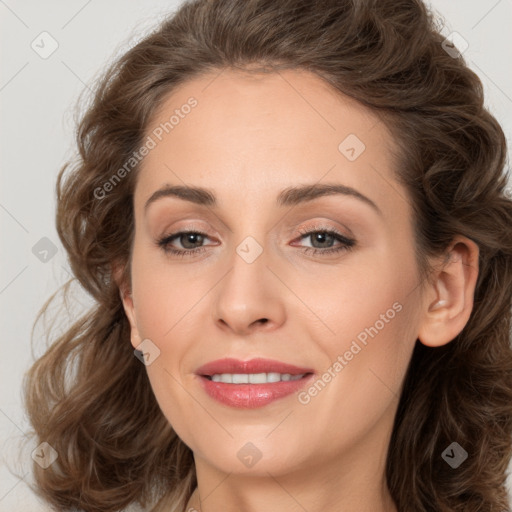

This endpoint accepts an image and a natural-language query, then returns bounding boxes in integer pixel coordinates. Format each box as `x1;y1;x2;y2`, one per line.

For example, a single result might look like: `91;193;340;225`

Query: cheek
130;246;192;339
130;253;197;432
301;249;413;337
314;248;419;384
301;290;419;452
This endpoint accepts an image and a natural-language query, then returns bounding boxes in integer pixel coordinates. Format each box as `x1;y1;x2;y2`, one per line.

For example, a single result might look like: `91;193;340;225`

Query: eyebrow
144;182;382;215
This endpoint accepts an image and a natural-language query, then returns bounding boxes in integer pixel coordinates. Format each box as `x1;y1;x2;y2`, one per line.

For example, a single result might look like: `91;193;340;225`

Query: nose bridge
211;226;286;333
224;231;270;304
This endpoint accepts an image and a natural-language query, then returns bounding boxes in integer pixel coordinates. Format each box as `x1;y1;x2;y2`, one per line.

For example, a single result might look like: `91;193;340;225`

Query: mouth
201;372;313;383
195;358;316;409
195;357;315;378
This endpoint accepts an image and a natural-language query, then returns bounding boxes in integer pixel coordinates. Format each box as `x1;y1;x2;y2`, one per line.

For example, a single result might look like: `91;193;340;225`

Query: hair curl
24;0;512;511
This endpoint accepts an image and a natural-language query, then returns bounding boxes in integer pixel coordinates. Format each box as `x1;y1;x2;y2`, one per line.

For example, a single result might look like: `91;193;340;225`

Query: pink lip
195;358;315;409
195;357;314;376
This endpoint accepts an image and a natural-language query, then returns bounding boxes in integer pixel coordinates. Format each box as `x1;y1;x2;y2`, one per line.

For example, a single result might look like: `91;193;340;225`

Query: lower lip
197;374;314;409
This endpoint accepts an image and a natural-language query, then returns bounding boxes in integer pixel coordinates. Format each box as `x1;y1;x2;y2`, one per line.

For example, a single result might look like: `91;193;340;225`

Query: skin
117;68;479;512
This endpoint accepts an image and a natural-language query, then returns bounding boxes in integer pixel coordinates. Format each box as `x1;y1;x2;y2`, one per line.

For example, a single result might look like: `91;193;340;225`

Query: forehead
134;68;407;223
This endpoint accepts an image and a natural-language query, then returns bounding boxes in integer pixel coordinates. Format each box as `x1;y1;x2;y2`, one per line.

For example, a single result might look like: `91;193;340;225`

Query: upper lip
196;358;315;377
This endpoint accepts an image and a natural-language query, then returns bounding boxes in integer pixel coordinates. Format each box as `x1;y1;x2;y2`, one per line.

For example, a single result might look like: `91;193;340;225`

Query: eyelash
156;226;356;258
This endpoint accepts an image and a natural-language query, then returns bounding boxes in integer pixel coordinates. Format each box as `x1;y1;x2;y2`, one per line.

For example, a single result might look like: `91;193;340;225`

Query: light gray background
1;1;512;510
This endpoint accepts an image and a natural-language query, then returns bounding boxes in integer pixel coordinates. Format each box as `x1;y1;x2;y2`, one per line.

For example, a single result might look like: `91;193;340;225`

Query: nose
212;240;286;336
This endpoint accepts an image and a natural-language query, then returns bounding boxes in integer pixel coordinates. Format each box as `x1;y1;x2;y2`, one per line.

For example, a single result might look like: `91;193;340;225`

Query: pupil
313;232;332;248
183;233;202;248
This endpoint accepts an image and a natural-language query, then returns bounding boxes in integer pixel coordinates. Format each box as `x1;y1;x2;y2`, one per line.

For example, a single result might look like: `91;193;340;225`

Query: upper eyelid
162;223;349;236
158;218;353;236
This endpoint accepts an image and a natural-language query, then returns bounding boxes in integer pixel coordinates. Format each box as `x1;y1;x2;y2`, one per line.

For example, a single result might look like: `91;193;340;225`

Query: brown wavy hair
23;0;512;510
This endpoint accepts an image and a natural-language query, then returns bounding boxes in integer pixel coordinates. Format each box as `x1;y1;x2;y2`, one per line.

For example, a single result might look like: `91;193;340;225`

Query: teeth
210;372;305;384
249;373;267;384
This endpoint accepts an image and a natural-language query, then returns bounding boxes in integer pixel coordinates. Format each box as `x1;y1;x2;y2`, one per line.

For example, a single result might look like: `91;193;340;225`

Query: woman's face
122;68;426;482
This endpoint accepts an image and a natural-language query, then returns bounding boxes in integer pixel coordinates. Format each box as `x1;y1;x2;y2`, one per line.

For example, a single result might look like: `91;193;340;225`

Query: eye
293;227;356;256
156;230;212;258
155;226;356;258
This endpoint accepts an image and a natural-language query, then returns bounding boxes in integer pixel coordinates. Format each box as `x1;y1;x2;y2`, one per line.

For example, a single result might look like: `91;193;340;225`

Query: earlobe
417;236;479;348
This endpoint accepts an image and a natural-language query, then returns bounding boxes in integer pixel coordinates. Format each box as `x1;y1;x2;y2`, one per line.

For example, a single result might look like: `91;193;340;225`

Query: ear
112;260;141;350
417;235;479;347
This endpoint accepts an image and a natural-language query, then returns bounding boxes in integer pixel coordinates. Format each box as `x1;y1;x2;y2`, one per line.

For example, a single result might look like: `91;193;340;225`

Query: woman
24;0;512;511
